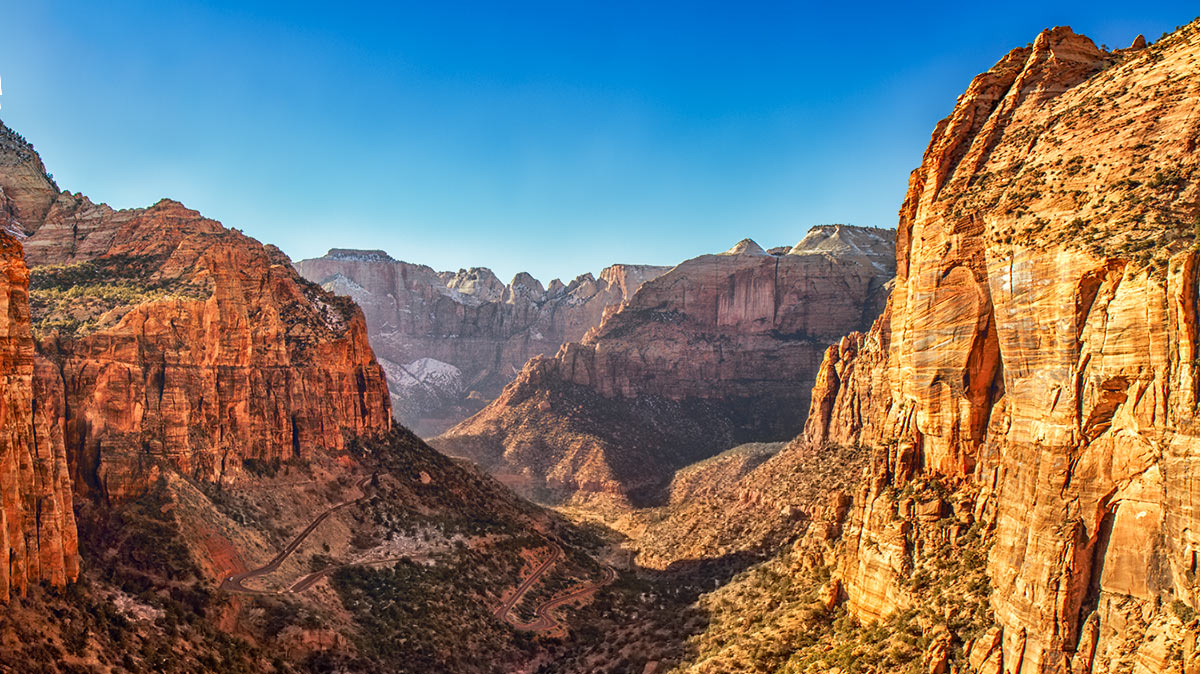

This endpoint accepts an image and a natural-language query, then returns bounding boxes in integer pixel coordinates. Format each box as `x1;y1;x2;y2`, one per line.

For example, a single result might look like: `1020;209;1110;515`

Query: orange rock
1;120;393;504
801;22;1200;673
0;231;78;601
819;578;842;610
922;628;953;674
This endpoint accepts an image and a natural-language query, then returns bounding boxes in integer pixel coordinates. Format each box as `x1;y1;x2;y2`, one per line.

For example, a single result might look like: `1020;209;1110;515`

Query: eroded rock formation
0;230;78;601
434;226;895;505
296;249;668;435
0;119;392;505
802;24;1200;674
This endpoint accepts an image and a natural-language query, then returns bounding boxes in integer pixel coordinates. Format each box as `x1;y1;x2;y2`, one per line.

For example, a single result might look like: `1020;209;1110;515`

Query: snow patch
381;357;464;398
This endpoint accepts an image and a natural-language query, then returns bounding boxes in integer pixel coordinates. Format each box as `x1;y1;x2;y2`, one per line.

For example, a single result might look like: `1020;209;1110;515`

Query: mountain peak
324;248;396;262
722;238;766;256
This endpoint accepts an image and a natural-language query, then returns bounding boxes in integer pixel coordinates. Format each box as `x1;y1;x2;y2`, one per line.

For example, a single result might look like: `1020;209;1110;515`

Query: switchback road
494;545;617;633
220;474;375;595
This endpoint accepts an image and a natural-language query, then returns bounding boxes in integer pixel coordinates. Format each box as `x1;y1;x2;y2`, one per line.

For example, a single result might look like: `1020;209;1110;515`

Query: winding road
493;547;563;622
286;555;414;593
219;473;375;595
217;470;616;628
494;545;617;632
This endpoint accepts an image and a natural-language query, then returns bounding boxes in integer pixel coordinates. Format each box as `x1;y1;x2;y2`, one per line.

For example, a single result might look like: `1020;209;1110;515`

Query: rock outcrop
433;226;895;505
296;250;668;435
0;230;78;601
801;24;1200;674
0;118;393;504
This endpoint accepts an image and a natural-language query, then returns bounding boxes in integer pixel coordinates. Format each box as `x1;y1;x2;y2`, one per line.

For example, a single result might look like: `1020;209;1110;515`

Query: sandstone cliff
433;226;895;505
0;119;393;504
296;249;668;435
800;24;1200;674
0;230;78;601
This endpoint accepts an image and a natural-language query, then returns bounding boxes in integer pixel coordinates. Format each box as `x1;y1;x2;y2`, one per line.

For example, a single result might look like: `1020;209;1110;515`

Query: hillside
4;15;1199;674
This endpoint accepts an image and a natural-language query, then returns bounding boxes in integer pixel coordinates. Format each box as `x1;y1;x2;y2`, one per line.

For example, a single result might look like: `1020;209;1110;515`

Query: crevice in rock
1076;498;1116;645
290;414;301;459
1081;377;1129;442
961;288;1004;475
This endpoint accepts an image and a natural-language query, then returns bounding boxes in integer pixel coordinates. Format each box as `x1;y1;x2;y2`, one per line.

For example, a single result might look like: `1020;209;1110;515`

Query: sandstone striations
433;226;895;505
795;23;1200;674
296;249;668;435
0;119;392;504
0;230;77;601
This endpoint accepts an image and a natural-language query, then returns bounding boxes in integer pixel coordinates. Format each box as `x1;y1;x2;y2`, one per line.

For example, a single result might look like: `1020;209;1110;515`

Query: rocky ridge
794;24;1200;674
433;225;895;505
0;117;393;506
296;249;668;435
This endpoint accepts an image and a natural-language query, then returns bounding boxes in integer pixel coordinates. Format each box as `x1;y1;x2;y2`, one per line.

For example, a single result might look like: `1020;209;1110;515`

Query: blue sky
1;2;1196;283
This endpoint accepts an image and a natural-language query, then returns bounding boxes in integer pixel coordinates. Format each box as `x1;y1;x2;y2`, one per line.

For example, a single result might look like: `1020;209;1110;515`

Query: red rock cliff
0;230;78;601
0;120;392;504
804;25;1200;674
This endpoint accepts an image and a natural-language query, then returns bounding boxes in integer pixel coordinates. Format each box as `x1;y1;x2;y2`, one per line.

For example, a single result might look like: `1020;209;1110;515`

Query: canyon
817;24;1200;674
0;120;623;673
1;15;1199;674
1;115;402;595
296;249;667;436
433;226;895;505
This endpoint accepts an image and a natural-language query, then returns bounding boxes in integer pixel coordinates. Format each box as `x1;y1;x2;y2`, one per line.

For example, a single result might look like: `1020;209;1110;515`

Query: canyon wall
434;227;895;505
803;25;1200;674
0;230;78;601
0;120;392;505
296;249;667;435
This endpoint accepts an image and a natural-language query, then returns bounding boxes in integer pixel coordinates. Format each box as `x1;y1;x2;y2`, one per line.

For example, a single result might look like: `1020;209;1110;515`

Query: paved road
506;566;617;632
219;474;375;595
287;555;414;593
493;547;562;621
494;545;617;632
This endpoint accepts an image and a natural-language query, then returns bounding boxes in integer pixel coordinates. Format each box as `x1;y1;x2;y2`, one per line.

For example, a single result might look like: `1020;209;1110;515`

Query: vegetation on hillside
28;254;210;336
667;481;996;674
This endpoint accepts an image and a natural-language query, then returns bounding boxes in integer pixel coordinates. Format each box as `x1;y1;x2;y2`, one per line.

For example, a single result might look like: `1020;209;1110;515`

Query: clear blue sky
1;2;1195;283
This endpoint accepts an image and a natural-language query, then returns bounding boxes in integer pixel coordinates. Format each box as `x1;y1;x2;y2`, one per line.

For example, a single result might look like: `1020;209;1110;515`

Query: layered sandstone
0;231;78;601
0;119;392;504
296;249;668;435
434;226;895;505
802;24;1200;674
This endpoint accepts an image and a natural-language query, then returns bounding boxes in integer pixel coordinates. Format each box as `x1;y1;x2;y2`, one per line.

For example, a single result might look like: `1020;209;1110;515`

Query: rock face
0;230;78;601
802;24;1200;674
434;227;895;505
0;118;393;505
296;250;668;435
